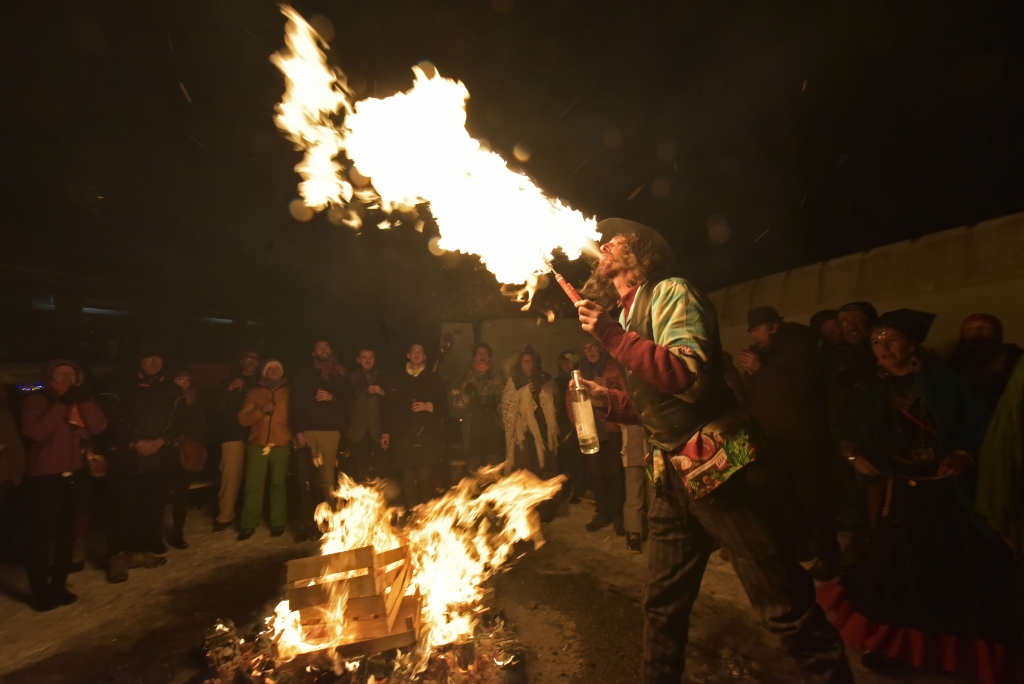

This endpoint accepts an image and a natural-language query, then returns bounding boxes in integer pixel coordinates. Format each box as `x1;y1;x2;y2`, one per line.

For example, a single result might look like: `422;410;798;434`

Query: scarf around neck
314;357;346;380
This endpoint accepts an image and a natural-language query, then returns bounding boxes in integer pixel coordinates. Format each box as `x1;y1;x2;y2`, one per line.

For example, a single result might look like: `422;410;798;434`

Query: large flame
266;469;563;670
271;6;599;287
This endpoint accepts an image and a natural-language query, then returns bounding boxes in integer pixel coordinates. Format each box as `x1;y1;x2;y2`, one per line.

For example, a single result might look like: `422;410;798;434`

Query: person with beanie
237;358;291;540
20;359;107;610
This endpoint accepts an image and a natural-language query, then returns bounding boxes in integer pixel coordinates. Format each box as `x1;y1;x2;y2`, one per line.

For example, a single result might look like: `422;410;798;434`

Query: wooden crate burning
283;537;422;660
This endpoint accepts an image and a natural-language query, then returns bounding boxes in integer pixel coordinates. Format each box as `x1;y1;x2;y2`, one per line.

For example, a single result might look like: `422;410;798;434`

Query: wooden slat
332;594;421;660
286;546;375;584
288;573;377;610
297;593;386;626
374;545;407;568
385;553;412;634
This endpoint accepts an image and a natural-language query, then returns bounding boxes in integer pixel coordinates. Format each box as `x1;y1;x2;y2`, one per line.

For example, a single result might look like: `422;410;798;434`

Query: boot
30;578;57;612
107;552;130;583
167;532;189;550
613;517;626;537
626;532;643;554
129;551;167;569
585;515;611;532
51;581;78;606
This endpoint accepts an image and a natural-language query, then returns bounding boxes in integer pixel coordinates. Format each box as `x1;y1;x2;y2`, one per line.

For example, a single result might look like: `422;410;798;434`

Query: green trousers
240;444;290;531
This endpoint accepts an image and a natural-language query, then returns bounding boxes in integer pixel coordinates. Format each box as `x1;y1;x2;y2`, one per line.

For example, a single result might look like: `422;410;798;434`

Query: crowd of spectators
0;306;1022;683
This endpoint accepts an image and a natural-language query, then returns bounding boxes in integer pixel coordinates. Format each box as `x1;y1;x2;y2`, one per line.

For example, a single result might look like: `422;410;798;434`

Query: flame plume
272;6;599;289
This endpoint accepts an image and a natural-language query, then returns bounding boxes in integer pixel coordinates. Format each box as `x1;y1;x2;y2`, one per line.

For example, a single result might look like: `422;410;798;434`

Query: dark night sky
2;0;1022;343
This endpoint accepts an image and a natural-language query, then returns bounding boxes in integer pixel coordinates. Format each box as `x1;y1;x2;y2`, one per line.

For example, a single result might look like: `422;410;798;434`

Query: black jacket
291;364;353;434
383;367;446;467
216;373;261;443
747;322;830;442
101;373;184;473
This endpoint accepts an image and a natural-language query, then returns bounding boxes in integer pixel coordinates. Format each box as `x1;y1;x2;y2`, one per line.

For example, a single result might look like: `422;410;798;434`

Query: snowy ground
0;501;965;683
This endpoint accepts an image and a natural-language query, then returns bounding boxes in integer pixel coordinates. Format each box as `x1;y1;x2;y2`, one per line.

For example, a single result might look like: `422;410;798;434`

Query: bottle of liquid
570;370;601;455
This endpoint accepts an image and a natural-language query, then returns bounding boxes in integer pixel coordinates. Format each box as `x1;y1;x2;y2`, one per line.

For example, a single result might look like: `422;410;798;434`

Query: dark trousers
25;472;88;590
588;432;625;522
107;470;168;555
292;446;322;531
643;459;852;684
557;432;586;498
760;436;841;567
170;463;190;536
402;467;434;508
345;434;384;482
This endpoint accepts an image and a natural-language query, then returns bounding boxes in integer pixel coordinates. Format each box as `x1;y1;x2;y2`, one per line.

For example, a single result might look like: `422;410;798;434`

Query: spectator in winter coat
949;313;1023;411
458;343;505;471
576;341;626;534
168;368;207;549
20;359;107;611
810;309;843;348
738;307;840;580
0;386;27;503
381;343;446;508
213;349;260;533
554;351;585;503
100;347;183;583
621;423;649;554
345;347;387;482
237;358;291;540
292;340;352;502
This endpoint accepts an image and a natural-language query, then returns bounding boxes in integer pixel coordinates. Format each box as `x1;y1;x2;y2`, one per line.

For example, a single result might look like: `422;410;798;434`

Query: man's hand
851;455;880;477
576;299;614;340
737;349;761;374
937;451;973;477
315;390;334;402
312;450;323;468
367;384;385;396
228;378;244;392
380;434;390;450
135;439;161;456
295;432;308;448
262;402;275;415
577;378;609;408
412;401;433;413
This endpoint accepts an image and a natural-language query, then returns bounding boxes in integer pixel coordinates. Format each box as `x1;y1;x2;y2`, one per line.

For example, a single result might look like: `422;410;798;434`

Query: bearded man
574;218;853;684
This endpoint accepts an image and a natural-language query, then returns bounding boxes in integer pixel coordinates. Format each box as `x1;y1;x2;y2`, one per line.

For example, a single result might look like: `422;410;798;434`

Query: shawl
500;376;559;475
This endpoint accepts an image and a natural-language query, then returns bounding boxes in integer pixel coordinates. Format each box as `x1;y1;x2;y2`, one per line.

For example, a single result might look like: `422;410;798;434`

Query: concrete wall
708;212;1024;359
448;212;1024;378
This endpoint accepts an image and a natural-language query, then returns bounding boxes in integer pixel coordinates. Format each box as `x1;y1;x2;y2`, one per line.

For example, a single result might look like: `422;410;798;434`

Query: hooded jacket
20;359;108;477
101;364;183;473
238;380;291;447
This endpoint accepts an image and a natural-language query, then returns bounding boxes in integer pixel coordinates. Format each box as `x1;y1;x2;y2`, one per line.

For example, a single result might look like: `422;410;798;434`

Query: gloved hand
61;384;92;405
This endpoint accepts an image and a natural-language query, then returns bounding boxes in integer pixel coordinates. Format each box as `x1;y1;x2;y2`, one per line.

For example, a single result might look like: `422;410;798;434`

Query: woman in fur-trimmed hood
501;345;559;478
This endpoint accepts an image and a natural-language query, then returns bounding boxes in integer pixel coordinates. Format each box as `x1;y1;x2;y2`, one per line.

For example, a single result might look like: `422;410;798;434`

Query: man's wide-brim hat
596;218;678;273
747;306;784;331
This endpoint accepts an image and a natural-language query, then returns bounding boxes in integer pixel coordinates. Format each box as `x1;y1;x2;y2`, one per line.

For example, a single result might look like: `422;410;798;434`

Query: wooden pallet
281;538;420;662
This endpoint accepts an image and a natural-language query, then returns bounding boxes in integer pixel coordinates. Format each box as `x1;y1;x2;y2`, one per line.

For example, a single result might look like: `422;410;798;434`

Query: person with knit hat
949;313;1023;410
810;309;843;348
20;359;107;610
573;218;853;683
236;358;291;540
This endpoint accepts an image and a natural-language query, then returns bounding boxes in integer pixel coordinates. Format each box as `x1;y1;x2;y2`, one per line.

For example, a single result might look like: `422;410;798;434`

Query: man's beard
580;259;624;311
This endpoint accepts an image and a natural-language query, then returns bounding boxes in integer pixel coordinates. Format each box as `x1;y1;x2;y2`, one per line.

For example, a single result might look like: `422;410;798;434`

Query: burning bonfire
204;467;562;683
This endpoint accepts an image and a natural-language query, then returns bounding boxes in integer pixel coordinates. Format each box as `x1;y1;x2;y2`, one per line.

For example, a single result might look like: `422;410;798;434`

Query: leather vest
622;278;735;452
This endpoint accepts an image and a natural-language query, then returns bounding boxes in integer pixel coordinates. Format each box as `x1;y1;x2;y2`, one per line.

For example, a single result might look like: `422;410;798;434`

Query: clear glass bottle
570;370;601;455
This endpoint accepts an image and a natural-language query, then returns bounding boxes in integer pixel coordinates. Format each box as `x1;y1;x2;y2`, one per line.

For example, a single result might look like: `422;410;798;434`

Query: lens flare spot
428;236;446;255
289;199;314;221
513;143;532;162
